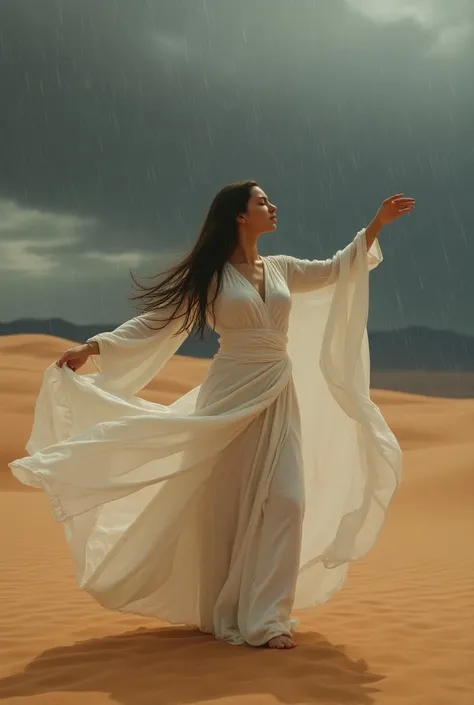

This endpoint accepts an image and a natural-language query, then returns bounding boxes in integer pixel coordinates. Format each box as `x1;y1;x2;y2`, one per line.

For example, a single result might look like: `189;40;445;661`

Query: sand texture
1;334;473;705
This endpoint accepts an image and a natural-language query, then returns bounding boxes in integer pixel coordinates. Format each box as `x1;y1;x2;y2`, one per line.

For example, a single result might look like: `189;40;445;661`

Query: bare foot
266;635;296;649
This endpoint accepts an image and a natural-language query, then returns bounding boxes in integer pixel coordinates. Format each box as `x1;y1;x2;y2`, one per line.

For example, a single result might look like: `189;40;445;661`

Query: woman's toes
267;635;296;649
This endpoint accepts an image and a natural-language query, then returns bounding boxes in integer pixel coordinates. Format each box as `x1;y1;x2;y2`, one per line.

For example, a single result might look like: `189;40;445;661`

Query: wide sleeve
85;306;189;397
286;226;402;610
285;227;383;294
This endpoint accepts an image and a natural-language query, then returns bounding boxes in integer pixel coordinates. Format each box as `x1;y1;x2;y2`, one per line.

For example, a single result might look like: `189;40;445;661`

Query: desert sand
1;334;473;705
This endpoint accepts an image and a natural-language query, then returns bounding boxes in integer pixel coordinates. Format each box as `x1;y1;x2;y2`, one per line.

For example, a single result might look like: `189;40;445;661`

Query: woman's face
239;186;277;235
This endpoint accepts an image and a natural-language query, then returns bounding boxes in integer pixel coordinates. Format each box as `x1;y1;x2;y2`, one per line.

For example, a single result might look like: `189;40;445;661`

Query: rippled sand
1;334;473;705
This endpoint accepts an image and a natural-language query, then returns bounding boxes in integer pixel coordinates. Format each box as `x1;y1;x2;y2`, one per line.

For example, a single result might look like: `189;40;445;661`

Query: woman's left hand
375;193;415;227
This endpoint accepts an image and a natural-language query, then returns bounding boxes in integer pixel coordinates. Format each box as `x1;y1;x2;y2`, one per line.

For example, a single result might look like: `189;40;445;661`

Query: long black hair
128;179;257;340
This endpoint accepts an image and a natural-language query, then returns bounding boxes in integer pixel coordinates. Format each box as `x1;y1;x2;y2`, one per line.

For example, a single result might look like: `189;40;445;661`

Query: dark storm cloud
0;0;473;332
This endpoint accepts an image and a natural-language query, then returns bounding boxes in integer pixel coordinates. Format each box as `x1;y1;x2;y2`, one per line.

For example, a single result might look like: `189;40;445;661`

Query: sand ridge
1;334;473;704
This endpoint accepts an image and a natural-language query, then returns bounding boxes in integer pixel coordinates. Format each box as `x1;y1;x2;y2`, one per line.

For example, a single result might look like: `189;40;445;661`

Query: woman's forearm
86;340;100;355
365;216;383;251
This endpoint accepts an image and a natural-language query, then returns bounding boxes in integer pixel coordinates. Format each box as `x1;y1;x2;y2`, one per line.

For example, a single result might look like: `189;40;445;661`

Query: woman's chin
258;222;278;236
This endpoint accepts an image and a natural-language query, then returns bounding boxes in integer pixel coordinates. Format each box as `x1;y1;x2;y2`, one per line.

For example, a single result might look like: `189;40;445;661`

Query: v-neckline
226;257;268;306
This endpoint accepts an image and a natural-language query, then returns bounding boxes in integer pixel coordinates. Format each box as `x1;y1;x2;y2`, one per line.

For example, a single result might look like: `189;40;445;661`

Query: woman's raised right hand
56;344;92;372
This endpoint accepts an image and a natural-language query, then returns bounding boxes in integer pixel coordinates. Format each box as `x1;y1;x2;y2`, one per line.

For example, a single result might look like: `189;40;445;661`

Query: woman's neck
229;240;260;265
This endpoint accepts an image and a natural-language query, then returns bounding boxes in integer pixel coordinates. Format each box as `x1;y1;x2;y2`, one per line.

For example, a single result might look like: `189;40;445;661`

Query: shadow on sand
0;626;385;704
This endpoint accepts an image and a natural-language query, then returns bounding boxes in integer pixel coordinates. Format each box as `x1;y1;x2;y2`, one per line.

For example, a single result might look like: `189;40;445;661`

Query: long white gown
9;228;402;646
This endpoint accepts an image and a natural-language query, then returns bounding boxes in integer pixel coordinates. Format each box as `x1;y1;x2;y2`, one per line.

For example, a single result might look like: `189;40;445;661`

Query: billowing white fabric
10;227;402;646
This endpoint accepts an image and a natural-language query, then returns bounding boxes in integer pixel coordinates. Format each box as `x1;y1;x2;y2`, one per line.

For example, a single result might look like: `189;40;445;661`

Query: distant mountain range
1;318;473;371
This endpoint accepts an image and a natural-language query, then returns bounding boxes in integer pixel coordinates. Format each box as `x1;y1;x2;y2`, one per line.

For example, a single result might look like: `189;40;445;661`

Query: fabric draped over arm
86;307;189;398
287;234;383;293
23;306;189;457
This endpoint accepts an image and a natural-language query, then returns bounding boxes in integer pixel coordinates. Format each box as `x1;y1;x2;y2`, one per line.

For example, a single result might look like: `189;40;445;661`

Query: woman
10;181;414;650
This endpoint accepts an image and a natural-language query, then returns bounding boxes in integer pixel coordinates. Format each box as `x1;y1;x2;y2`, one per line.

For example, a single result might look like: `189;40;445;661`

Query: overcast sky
1;0;473;333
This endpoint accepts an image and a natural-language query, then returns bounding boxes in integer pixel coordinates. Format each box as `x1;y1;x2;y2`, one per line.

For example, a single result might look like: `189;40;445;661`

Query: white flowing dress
9;228;402;646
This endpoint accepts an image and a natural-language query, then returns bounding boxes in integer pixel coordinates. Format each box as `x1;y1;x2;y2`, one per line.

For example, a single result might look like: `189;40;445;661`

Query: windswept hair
128;180;257;340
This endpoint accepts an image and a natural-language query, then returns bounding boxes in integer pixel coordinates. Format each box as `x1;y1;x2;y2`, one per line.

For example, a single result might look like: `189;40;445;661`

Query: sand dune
1;334;473;704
